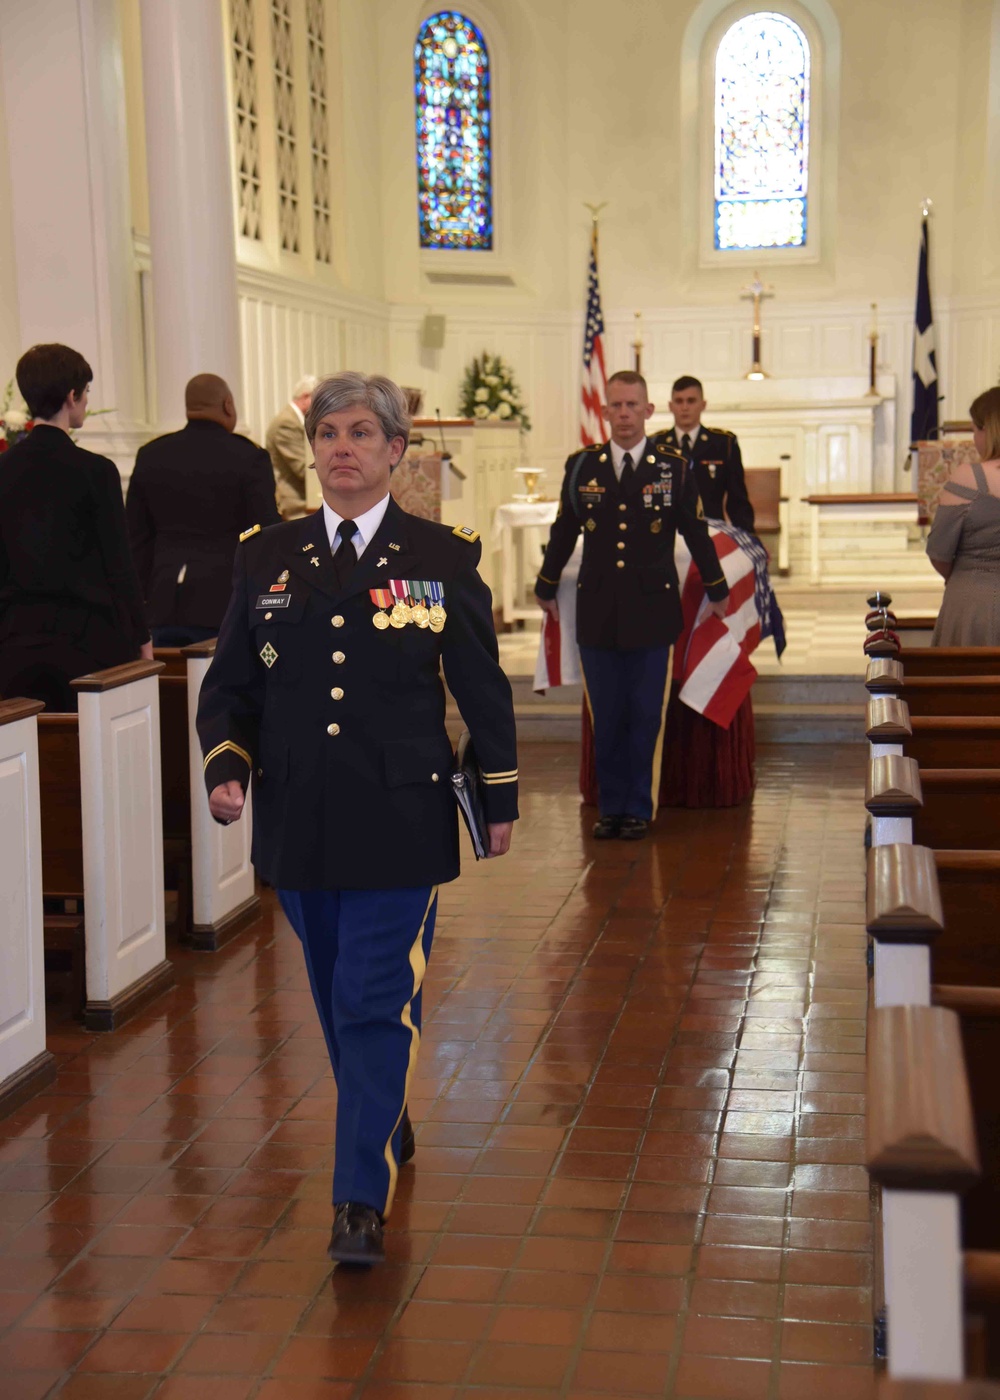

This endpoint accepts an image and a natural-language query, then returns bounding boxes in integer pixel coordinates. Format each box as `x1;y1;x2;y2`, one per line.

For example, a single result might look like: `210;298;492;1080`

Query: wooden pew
0;699;57;1116
898;647;1000;677
868;1004;980;1380
37;661;174;1030
899;678;1000;718
867;693;1000;773
154;647;193;938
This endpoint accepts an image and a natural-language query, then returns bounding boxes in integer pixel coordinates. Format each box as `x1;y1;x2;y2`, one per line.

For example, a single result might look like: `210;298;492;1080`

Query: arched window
414;11;493;251
714;12;810;250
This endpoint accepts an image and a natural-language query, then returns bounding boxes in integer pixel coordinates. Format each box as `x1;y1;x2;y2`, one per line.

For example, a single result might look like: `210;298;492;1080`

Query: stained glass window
414;11;492;251
714;12;810;251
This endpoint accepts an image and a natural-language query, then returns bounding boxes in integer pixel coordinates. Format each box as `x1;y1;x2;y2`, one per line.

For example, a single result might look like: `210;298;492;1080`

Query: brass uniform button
331;615;345;628
619;503;627;512
265;611;272;620
616;560;625;569
331;687;344;700
619;523;627;531
327;723;340;736
617;542;625;551
332;651;345;664
431;773;440;783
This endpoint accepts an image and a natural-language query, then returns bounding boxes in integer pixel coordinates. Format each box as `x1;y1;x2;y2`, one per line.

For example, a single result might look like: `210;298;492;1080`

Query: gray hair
291;374;319;399
305;371;411;452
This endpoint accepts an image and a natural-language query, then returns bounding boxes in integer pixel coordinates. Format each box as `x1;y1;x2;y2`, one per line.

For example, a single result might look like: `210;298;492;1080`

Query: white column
138;0;242;428
0;0;147;466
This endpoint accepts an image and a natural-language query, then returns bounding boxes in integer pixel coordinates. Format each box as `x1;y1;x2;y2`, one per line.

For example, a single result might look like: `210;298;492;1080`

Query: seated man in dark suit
0;343;150;712
127;374;281;647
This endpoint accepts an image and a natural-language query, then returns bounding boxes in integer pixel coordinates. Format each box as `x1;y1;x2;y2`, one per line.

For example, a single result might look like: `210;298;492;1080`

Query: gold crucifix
632;311;643;374
740;272;775;380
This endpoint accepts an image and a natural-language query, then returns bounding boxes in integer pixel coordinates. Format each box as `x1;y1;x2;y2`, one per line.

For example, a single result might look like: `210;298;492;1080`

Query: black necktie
620;451;635;490
681;433;692;457
333;519;357;588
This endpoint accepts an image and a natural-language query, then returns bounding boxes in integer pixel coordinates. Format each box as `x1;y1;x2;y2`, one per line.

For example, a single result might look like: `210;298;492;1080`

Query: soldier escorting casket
534;370;729;840
660;374;755;532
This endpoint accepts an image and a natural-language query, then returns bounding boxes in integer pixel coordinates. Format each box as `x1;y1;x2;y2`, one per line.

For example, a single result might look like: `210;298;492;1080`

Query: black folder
452;730;489;859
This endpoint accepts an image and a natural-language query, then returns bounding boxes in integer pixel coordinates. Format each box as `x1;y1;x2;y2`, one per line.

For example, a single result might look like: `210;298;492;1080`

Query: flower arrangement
458;353;531;432
0;380;33;453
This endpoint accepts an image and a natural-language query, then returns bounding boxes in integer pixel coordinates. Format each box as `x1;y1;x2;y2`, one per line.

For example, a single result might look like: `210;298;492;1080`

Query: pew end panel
868;1004;980;1380
867;755;922;846
932;854;1000;987
183;641;259;950
868;658;905;695
72;662;174;1029
0;700;56;1117
154;649;193;938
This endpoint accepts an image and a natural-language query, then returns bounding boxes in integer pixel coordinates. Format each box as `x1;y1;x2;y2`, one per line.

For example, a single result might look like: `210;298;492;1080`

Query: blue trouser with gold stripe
277;886;438;1218
580;645;672;821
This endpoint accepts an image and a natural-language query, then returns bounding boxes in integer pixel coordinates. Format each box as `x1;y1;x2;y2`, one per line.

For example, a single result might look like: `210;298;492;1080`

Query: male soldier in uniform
198;372;517;1265
535;371;729;840
127;374;280;646
660;375;755;531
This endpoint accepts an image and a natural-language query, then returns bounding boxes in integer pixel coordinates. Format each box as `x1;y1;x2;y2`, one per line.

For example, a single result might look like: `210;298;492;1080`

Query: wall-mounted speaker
421;313;446;350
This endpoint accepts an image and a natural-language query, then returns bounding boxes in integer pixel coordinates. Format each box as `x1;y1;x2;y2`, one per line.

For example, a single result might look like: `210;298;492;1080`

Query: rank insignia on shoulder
239;524;261;542
453;525;480;543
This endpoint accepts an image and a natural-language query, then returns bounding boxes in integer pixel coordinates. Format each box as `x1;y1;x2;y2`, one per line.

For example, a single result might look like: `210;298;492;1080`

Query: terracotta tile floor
0;742;873;1399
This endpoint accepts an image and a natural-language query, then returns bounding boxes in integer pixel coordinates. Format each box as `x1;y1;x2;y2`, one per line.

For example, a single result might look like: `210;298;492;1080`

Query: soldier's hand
209;780;246;824
139;641;154;661
487;821;513;858
536;595;559;621
707;599;729;620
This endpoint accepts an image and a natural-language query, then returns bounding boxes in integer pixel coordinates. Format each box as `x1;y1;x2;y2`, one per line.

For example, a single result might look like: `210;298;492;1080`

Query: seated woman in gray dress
927;387;1000;646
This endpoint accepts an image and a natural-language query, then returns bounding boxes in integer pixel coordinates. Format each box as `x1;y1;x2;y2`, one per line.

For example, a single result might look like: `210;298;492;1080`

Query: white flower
474;386;489;402
473;404;490;418
4;408;27;430
499;390;514;403
488;410;500;419
485;375;500;387
497;401;512;418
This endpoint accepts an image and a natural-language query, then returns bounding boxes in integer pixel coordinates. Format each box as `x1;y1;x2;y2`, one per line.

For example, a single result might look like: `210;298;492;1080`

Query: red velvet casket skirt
579;685;756;810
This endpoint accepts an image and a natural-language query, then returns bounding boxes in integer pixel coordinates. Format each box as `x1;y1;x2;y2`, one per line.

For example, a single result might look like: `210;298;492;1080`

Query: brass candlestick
741;272;774;380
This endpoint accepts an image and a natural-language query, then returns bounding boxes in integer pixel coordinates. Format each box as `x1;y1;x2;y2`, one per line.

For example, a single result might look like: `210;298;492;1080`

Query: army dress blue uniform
660;424;755;532
197;497;518;1218
535;436;728;823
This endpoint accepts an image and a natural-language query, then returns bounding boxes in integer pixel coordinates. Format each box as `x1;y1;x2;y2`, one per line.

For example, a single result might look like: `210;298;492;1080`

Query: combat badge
260;642;278;668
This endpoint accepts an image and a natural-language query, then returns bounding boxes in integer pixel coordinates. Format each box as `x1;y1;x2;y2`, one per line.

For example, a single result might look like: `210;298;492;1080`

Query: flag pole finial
583;201;608;226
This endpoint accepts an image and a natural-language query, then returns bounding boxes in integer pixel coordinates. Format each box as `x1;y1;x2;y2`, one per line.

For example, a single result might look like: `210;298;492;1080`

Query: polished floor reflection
0;742;872;1399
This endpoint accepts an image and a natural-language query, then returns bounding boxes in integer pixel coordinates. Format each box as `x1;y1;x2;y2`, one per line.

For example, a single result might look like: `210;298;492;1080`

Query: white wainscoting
0;712;47;1089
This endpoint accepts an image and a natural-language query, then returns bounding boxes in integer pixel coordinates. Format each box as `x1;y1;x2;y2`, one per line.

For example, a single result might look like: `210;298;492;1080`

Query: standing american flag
580;224;608;447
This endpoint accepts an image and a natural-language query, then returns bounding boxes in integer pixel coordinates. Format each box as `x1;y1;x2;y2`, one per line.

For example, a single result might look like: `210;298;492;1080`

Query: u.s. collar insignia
260;641;278;668
389;543;400;551
300;543;315;553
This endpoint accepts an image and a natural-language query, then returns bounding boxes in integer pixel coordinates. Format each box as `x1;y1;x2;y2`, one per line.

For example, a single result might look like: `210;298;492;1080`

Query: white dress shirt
609;436;647;482
675;423;701;450
321;493;391;559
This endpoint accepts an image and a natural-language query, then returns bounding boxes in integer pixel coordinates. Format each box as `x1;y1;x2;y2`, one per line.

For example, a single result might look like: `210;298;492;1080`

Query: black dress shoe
619;817;649;840
400;1109;415;1165
592;815;622;839
327;1202;385;1265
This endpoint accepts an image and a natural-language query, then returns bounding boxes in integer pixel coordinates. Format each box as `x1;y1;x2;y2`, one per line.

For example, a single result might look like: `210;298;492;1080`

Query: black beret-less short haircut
16;344;93;421
671;375;704;395
606;370;649;397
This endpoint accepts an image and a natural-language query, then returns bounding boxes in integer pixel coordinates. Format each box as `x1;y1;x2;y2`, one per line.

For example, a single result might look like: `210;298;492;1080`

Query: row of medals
373;599;447;632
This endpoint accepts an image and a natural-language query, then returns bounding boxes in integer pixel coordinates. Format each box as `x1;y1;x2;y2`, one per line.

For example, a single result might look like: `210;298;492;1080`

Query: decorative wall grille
306;0;331;264
271;0;300;253
230;0;262;240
